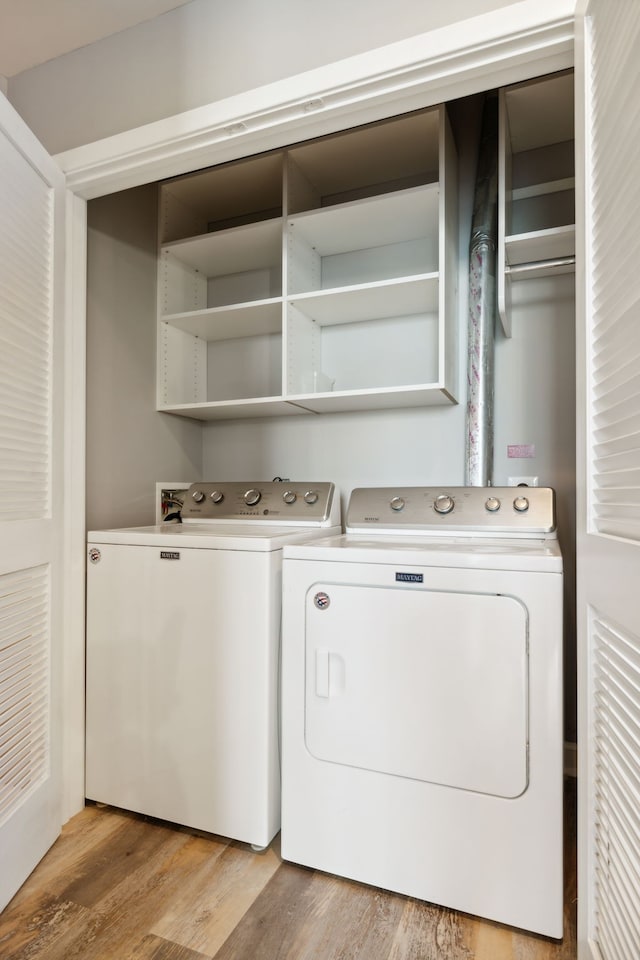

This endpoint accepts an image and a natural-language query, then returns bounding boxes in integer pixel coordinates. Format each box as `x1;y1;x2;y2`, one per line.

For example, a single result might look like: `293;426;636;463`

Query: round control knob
282;490;297;504
434;494;454;515
514;496;530;513
485;496;501;513
244;488;261;506
191;490;205;503
209;490;224;503
304;490;319;505
390;496;405;512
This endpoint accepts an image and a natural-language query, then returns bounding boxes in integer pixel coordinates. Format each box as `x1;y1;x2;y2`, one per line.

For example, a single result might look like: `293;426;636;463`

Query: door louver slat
592;616;640;959
0;566;49;826
595;469;640;490
588;11;640;950
0;130;52;524
590;0;640;543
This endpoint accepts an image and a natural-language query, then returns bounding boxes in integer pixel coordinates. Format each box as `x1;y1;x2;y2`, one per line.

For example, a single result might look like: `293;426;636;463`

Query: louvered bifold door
0;93;65;911
590;4;640;542
578;2;640;959
0;126;52;519
592;618;640;960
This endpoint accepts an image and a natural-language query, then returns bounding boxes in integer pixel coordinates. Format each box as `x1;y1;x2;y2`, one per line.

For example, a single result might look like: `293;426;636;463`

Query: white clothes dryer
86;481;340;850
281;486;563;937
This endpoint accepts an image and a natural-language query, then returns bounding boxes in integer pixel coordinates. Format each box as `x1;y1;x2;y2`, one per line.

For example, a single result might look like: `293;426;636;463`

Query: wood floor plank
60;815;193;908
210;861;318;959
284;873;406;960
0;832;191;960
150;840;281;955
45;830;232;960
0;807;126;959
3;805;124;910
0;895;90;960
125;933;211;960
212;863;410;960
1;820;230;960
464;921;519;960
387;899;472;960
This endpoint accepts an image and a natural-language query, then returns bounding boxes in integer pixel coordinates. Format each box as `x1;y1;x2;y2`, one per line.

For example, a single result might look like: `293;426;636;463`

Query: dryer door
305;583;528;798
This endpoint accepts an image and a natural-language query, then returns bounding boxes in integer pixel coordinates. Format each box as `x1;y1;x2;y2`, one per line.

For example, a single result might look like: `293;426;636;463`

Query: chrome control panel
181;481;336;523
346;486;556;536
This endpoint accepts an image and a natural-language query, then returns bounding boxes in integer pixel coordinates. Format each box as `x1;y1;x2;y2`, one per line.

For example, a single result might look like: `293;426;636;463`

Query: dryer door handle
316;648;330;697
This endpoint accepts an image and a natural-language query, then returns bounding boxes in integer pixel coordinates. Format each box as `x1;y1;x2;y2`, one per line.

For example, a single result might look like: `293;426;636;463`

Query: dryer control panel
181;481;338;526
346;486;556;536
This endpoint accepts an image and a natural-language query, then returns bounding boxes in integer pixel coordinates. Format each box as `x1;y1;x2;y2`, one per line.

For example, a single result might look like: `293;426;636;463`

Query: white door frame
61;191;88;821
58;1;576;818
58;3;574;201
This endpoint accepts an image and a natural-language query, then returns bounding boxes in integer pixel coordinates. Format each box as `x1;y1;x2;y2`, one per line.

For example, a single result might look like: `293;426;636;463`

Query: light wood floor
0;781;576;960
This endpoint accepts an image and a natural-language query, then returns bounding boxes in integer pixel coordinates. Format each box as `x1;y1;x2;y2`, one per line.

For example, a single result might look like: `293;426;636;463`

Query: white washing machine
281;486;563;937
86;481;340;849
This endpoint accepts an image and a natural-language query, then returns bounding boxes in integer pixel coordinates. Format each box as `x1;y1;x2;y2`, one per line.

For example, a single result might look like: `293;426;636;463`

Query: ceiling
0;0;194;78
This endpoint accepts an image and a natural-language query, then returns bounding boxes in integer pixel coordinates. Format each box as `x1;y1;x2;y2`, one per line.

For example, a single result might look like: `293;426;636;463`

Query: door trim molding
56;5;574;200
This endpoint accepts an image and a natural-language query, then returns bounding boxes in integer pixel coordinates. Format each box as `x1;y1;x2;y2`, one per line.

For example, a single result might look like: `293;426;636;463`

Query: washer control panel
346;486;556;536
181;481;336;524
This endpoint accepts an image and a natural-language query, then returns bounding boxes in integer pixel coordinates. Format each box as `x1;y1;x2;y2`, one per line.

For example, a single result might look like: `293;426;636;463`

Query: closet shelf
505;224;575;268
287;184;439;256
286;384;456;414
162;299;282;341
162;217;282;276
159;381;457;421
287;274;439;326
498;70;575;335
511;177;575;202
156;105;458;415
160;398;309;421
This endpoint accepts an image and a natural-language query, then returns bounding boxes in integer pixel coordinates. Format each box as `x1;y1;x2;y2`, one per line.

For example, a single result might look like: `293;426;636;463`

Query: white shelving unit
498;70;575;336
156;106;458;419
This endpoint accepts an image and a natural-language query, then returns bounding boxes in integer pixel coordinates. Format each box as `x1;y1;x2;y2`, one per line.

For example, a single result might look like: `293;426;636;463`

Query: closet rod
506;256;575;276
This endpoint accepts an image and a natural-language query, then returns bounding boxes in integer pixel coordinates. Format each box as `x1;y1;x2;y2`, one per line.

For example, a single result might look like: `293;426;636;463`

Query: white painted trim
62;191;87;823
56;2;574;200
574;5;595;960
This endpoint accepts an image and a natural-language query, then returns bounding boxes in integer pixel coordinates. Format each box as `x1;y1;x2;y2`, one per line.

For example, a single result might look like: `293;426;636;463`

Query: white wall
201;405;467;501
8;0;518;155
86;184;202;530
494;274;576;560
495;274;576;740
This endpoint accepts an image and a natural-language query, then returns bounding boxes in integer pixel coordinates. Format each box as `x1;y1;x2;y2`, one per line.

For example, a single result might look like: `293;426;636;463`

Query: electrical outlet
507;476;539;487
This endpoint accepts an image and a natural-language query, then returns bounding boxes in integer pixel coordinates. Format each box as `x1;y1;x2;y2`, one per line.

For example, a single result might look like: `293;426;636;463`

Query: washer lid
88;523;342;551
